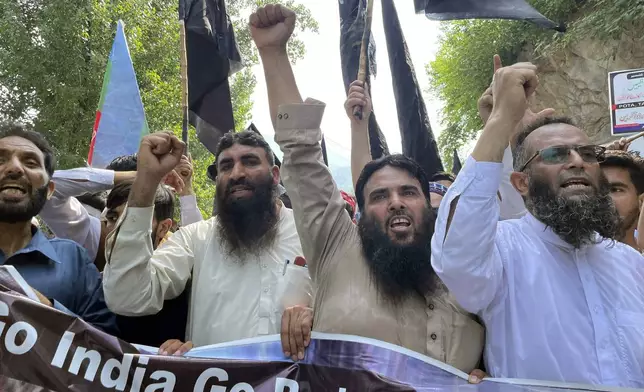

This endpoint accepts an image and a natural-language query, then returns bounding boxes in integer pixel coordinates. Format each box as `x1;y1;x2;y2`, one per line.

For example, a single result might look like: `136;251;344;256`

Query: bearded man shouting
252;4;483;372
432;61;644;386
103;130;312;357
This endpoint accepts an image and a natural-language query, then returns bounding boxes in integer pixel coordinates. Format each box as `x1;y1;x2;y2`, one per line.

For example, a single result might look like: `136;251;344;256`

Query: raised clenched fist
249;4;296;52
490;62;539;129
136;132;185;182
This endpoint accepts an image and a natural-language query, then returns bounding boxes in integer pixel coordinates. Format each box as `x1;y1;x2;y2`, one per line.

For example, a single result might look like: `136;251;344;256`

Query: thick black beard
526;170;620;249
0;185;48;223
358;208;437;305
216;174;279;259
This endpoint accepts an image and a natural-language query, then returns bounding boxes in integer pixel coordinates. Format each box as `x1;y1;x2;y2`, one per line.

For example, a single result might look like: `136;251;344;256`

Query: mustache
558;169;594;187
225;178;255;196
385;210;413;226
0;175;32;192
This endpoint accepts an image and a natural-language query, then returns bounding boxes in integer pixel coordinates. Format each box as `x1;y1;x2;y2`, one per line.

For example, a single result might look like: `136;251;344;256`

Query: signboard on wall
608;68;644;135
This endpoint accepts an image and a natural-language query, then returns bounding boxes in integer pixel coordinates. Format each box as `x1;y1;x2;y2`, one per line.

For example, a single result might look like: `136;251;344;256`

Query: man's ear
271;165;280;186
510;171;530;197
156;218;173;243
46;181;55;200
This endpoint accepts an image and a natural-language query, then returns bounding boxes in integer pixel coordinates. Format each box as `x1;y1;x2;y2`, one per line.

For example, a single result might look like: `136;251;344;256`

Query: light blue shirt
432;157;644;387
0;228;117;335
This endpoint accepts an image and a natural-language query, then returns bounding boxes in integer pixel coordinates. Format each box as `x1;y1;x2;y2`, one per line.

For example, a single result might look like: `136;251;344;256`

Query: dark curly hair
355;154;430;211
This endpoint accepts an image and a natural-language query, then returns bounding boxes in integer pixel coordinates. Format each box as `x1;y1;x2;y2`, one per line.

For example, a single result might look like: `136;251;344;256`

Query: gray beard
526;171;620;249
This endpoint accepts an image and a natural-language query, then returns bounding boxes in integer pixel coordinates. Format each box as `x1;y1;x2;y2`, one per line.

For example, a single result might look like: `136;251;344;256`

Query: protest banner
0;267;632;392
608;68;644;136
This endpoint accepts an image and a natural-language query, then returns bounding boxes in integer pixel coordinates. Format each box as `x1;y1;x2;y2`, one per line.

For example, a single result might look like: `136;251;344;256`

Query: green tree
0;0;317;217
426;0;644;164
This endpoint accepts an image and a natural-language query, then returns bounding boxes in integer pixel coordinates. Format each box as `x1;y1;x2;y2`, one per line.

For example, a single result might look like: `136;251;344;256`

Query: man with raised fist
252;4;483;373
432;60;644;386
102;130;312;359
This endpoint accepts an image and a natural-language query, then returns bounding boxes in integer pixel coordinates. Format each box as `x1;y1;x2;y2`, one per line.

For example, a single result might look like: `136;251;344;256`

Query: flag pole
179;20;190;152
353;0;374;120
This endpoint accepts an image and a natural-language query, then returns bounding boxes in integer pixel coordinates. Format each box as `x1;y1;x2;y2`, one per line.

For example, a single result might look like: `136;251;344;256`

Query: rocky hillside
521;26;643;144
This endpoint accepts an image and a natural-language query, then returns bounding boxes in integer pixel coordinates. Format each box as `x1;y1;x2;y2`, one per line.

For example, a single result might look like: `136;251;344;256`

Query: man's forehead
364;166;421;192
603;165;633;186
0;136;42;154
217;143;266;162
525;123;589;151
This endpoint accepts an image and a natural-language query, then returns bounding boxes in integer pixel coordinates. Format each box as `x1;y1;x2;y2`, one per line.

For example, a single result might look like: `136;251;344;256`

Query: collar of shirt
522;212;601;251
0;227;61;265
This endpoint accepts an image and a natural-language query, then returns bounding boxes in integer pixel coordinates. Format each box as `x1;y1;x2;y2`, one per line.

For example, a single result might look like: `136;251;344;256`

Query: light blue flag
88;20;149;168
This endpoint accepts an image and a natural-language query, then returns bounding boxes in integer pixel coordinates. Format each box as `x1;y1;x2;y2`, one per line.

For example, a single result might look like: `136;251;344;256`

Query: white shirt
431;157;644;387
103;204;312;347
40;168;204;260
40;168;114;260
499;145;527;220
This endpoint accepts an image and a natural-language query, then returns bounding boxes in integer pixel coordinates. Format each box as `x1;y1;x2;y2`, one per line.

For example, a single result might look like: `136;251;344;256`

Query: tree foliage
0;0;317;217
427;0;644;163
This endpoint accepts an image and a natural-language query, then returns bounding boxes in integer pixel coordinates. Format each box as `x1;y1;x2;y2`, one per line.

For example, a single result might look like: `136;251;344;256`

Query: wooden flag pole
602;129;644;149
626;130;644;143
179;20;189;151
353;0;374;120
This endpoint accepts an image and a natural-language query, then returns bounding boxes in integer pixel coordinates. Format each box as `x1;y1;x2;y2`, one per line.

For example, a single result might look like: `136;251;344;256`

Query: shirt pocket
616;309;644;383
275;264;312;311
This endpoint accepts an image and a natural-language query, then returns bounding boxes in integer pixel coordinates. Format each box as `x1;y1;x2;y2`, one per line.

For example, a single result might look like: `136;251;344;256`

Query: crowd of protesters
0;3;643;388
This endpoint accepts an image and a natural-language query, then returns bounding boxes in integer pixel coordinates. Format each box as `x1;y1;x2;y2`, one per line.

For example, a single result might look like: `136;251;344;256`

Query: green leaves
426;0;641;162
0;0;317;218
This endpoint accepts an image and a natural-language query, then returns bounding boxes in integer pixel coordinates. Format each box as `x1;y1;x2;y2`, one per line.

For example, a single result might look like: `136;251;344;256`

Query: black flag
452;149;462;175
382;0;443;177
179;0;243;154
414;0;564;31
339;0;389;160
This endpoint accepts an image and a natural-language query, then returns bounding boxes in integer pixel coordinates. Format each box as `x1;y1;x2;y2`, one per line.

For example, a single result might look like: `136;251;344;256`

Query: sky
249;0;445;166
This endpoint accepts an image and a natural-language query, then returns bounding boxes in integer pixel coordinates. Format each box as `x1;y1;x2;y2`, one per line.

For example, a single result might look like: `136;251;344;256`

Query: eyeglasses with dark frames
519;145;606;172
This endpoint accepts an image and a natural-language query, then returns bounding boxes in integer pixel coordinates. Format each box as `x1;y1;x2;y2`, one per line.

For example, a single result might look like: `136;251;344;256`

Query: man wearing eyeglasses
431;61;644;386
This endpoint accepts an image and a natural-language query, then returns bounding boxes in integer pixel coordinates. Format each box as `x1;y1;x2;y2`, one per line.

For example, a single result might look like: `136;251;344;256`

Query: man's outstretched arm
251;5;354;281
251;4;303;130
432;63;538;313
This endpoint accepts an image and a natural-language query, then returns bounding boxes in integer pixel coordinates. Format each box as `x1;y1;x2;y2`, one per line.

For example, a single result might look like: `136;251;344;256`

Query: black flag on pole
339;0;389;160
179;0;243;154
414;0;564;31
452;149;462;175
382;0;443;178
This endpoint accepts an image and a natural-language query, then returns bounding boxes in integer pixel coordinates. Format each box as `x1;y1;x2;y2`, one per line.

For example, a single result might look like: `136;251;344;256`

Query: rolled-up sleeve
103;206;194;316
431;157;506;313
275;100;354;282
